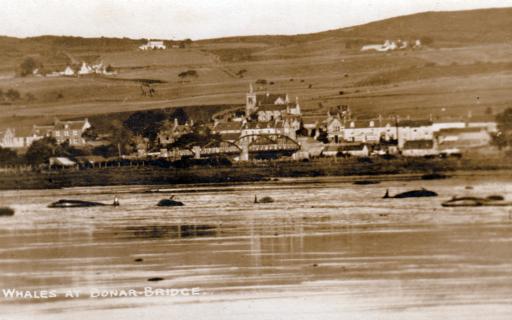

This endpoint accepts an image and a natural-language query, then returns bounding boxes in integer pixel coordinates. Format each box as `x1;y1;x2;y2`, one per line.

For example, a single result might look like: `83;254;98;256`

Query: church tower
246;83;257;117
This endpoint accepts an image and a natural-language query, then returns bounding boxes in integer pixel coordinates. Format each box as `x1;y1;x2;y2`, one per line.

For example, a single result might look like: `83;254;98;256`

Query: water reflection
0;175;512;319
124;224;219;239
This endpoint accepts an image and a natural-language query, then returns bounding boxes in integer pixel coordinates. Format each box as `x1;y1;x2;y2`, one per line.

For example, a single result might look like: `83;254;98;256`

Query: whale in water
383;188;438;199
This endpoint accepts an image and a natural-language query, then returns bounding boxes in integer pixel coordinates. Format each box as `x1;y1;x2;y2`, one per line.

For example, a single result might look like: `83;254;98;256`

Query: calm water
1;175;512;319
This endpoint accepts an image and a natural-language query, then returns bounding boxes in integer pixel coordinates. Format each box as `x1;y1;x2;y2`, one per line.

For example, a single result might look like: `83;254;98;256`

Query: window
55;131;60;137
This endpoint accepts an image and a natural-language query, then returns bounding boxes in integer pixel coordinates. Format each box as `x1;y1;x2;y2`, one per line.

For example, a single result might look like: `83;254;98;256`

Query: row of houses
0;119;91;149
0;84;498;162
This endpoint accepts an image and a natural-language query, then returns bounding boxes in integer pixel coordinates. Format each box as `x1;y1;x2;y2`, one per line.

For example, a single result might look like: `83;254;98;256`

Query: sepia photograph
1;0;512;319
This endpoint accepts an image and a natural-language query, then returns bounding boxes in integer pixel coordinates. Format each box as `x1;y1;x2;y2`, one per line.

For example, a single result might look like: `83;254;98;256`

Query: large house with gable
1;118;91;149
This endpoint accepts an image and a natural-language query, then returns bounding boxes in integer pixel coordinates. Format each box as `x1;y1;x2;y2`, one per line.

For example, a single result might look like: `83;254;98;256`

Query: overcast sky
1;0;512;40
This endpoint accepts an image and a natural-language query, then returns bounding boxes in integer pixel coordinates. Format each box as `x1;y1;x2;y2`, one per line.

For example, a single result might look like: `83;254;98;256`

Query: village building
49;119;92;145
340;143;370;157
397;120;433;148
341;119;397;144
431;120;466;132
1;118;91;149
301;115;326;138
157;119;192;145
139;40;166;50
466;115;498;132
246;84;289;116
401;140;438;157
435;127;492;151
321;145;341;157
78;62;93;75
0;127;41;149
361;40;398;52
61;66;75;76
240;119;298;144
212;121;243;143
326;116;344;143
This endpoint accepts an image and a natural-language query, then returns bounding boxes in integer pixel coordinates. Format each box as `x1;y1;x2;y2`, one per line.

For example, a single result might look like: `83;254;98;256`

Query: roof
54;120;87;131
467;115;496;122
435;127;487;136
214;122;242;132
49;157;76;166
340;143;366;151
243;121;283;130
74;155;108;163
255;93;287;106
398;120;433;127
220;132;241;141
346;119;380;129
323;145;341;152
302;115;326;125
13;127;36;137
403;140;434;150
257;104;287;112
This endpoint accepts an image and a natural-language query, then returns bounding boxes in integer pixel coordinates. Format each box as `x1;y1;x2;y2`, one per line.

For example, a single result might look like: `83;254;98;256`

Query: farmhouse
50;119;92;145
139;40;166;50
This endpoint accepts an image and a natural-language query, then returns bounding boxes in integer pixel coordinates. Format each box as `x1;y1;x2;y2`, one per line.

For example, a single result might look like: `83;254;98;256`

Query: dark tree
82;126;99;141
0;147;21;165
123;110;167;141
169;107;189;124
25;137;58;165
170;123;220;148
18;57;39;77
56;141;89;158
109;120;135;156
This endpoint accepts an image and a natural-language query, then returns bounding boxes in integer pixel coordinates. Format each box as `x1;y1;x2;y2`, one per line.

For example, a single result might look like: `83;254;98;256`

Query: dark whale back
392;189;438;198
48;200;107;208
157;199;184;207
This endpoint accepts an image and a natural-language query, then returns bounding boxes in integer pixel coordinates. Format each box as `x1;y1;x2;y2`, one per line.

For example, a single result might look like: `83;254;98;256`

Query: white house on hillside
139;40;166;50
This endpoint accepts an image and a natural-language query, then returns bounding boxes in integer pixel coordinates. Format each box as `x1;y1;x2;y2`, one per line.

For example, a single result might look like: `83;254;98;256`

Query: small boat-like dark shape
157;196;184;207
0;207;15;216
353;180;380;185
383;188;438;199
254;195;274;203
442;196;512;207
49;199;107;208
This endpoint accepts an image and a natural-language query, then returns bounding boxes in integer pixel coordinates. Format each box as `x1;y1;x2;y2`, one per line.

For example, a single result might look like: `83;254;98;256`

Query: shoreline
1;157;511;191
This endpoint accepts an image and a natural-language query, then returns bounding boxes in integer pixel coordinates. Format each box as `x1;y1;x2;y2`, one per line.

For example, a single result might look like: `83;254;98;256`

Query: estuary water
1;174;512;319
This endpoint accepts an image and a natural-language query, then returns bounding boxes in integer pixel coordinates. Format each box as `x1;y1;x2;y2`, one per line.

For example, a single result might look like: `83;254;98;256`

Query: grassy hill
1;7;512;129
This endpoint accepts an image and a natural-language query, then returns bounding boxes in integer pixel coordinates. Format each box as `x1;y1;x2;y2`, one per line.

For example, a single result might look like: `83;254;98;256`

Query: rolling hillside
1;7;512;129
